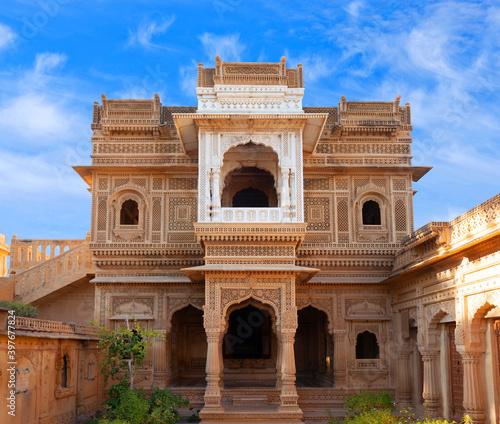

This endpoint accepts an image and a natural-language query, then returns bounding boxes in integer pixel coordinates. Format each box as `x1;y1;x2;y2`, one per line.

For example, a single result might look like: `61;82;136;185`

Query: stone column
420;350;441;417
203;331;224;412
276;331;283;388
278;332;300;412
281;168;290;222
211;169;221;222
333;331;347;388
218;332;224;389
397;349;413;408
461;351;486;424
164;332;173;385
206;169;213;221
289;170;296;220
153;332;167;388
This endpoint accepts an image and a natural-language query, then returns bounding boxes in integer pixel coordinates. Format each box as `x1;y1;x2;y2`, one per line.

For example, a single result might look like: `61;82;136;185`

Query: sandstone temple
0;56;499;424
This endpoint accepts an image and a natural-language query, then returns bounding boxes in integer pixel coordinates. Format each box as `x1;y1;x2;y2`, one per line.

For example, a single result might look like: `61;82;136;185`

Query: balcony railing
221;208;282;223
214;74;288;86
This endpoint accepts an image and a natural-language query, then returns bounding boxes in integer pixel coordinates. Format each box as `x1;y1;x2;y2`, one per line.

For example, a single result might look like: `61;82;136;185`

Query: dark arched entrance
295;306;333;387
223;300;277;388
167;305;206;388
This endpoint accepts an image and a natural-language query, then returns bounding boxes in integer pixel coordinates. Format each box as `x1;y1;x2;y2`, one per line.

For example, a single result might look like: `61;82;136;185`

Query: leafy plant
148;387;189;424
344;391;394;416
90;316;189;424
92;317;162;391
0;300;38;318
327;392;474;424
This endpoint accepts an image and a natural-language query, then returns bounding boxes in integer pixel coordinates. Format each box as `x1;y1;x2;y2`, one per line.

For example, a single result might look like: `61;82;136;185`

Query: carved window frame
348;322;386;370
354;193;389;241
55;350;74;399
109;190;147;242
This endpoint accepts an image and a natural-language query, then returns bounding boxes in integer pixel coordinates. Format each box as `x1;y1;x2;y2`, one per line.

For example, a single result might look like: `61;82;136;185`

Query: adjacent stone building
0;57;499;424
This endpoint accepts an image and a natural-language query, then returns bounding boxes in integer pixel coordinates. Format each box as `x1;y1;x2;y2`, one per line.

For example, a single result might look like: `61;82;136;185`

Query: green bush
346;409;397;424
94;386;188;424
112;388;150;424
0;300;38;318
148;387;189;424
344;391;394;416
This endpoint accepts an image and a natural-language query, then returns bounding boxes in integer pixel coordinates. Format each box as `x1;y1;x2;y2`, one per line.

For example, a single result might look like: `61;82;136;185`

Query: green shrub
0;300;38;318
346;409;397;424
148;387;189;424
112;388;149;424
344;391;394;416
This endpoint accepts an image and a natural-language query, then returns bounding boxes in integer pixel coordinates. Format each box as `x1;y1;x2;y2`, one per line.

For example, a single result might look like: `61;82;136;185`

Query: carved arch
468;290;500;348
425;304;449;347
108;188;148;210
220;135;281;159
221;293;280;330
296;300;333;333
166;298;204;332
223;297;277;334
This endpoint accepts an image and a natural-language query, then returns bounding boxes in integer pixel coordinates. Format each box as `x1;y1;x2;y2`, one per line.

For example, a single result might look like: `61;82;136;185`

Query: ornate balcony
220;208;282;223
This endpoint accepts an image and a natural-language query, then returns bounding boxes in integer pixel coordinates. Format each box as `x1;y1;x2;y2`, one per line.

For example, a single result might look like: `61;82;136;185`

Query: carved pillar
281;168;290;222
31;243;38;264
153;332;167;388
289;170;296;220
276;331;283;388
203;331;224;412
218;332;224;389
461;351;486;424
206;169;213;221
164;332;173;385
397;349;413;408
211;170;221;222
278;332;300;412
420;350;441;417
333;331;347;388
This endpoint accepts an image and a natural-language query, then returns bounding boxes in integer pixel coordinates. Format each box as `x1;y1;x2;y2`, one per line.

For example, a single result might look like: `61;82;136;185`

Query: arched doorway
168;305;206;387
220;143;279;208
223;299;277;388
295;306;332;387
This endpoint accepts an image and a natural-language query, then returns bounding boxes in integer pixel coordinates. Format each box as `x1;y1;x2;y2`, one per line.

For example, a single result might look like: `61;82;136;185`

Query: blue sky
0;0;499;243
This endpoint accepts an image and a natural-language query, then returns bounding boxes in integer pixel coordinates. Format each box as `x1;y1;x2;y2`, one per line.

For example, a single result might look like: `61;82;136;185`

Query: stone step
233;395;269;406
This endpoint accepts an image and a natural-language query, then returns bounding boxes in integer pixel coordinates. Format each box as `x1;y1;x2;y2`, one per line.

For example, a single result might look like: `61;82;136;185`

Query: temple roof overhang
181;264;320;284
73;165;198;187
302;164;432;182
172;113;328;155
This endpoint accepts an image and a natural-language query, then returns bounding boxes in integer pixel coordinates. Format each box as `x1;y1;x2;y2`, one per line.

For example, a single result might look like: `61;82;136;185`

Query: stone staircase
1;235;94;304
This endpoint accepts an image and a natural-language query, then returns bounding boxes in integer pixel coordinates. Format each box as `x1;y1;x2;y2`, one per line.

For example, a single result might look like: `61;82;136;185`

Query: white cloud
34;52;67;74
0;23;16;50
343;1;365;18
127;15;175;49
179;60;198;98
0;52;88;145
297;55;335;83
199;33;245;62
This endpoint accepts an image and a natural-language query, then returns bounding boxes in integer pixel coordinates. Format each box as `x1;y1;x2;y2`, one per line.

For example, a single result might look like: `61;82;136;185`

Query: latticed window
362;200;381;225
120;200;139;225
356;331;379;359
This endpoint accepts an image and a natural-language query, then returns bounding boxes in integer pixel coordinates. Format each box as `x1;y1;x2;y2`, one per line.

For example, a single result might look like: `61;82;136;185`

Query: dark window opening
232;187;269;208
362;200;381;225
224;305;271;359
120;199;139;225
356;331;379;359
61;355;68;388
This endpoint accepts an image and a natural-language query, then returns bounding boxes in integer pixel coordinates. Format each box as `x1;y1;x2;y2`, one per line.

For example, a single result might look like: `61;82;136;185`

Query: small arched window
362;200;381;225
356;331;379;359
120;200;139;225
61;355;68;388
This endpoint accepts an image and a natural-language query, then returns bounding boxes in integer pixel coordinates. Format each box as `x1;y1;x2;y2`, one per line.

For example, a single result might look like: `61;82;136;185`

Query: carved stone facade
0;57;499;423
